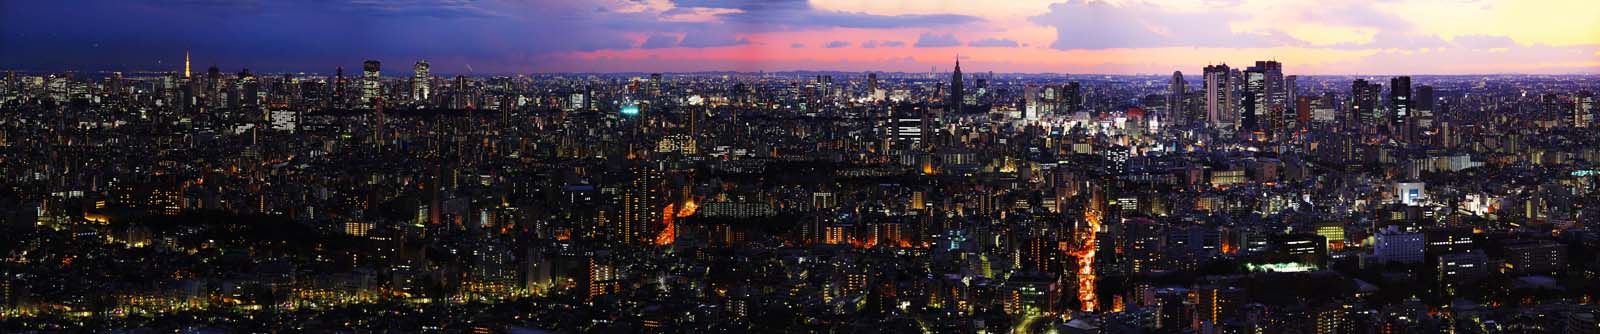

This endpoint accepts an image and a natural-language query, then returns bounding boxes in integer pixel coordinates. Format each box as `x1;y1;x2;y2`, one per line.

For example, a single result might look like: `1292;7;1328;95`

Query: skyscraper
1389;76;1412;140
1167;71;1187;127
1285;75;1298;131
1254;60;1284;110
950;57;963;113
1576;91;1595;128
1203;64;1232;130
866;72;878;100
620;164;663;245
362;60;381;108
1241;66;1265;133
1063;82;1082;113
412;60;430;101
1350;79;1382;133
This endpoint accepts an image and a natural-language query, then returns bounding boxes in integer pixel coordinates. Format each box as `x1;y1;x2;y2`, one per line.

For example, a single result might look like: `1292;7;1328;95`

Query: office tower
1254;61;1284;109
236;68;258;109
1350;79;1382;133
362;60;381;108
412;60;430;101
331;65;344;106
950;57;963;113
1203;64;1232;130
1229;68;1244;130
1575;91;1594;128
1241;66;1265;133
1389;76;1412;139
1063;82;1082;113
1167;71;1187;127
1285;75;1298;131
648;73;663;99
1295;96;1312;131
866;72;878;99
1415;84;1435;131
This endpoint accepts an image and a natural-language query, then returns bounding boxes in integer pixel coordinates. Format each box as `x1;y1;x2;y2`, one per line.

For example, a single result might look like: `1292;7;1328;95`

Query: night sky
3;0;1597;74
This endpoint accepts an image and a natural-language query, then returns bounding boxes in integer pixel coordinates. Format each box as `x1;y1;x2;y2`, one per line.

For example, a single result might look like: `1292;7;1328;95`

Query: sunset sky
3;0;1597;74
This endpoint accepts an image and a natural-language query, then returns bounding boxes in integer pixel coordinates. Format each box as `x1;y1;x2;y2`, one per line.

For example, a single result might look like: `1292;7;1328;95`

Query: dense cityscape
0;52;1597;333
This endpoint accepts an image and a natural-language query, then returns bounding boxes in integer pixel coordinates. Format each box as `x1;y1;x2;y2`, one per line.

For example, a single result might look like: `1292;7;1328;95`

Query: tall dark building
1064;82;1082;113
1389;76;1412;139
1203;64;1232;129
1415;84;1434;132
866;72;878;98
1168;71;1188;127
1351;79;1382;133
950;57;963;113
1241;66;1265;133
1254;60;1285;110
333;66;346;108
235;68;258;109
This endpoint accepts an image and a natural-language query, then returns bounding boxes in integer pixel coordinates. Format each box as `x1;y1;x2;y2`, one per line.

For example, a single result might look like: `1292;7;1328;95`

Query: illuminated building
362;60;380;108
1389;76;1411;140
1368;226;1424;265
411;60;430;101
1203;64;1233;129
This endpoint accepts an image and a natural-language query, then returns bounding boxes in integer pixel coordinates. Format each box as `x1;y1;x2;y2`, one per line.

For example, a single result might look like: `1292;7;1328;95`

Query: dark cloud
860;40;878;48
968;38;1019;48
790;43;805;48
879;40;906;47
825;40;851;48
914;33;960;48
642;35;681;49
671;0;980;31
677;31;750;48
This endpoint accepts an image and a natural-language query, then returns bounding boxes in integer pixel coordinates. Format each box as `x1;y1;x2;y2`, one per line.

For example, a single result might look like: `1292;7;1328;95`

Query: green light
621;104;640;116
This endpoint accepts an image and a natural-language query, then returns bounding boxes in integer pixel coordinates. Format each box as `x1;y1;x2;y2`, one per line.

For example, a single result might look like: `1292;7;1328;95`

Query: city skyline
4;1;1600;333
3;0;1598;75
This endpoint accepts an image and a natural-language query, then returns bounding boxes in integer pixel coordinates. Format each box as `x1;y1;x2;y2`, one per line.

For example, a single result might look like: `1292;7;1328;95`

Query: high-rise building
1254;60;1285;108
1167;71;1188;127
411;60;430;101
236;68;258;109
950;57;963;113
1285;75;1298;131
866;72;878;100
620;165;664;245
333;66;346;107
1575;91;1594;128
362;60;381;108
1350;79;1382;133
1389;76;1412;139
1241;66;1265;133
1415;84;1435;131
1063;82;1082;113
1203;64;1233;130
